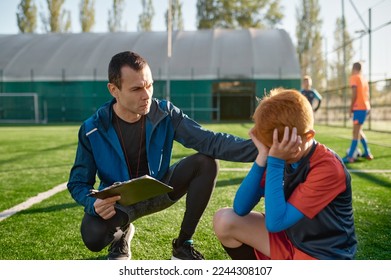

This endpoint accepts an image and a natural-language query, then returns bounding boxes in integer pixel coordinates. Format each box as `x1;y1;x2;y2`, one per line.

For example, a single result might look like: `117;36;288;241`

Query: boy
213;88;357;260
301;75;322;112
343;62;374;163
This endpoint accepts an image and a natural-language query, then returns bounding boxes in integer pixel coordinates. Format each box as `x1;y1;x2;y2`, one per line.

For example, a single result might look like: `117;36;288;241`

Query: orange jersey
349;74;370;110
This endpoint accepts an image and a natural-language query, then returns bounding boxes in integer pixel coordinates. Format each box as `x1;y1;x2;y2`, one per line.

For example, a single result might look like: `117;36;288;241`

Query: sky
0;0;390;80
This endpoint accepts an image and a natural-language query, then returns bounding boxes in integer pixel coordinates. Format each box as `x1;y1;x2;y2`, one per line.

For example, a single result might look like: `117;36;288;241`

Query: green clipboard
88;175;173;206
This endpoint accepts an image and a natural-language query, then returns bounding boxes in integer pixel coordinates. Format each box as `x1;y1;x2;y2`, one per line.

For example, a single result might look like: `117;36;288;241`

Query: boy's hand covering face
249;128;270;167
269;127;302;162
249;128;269;156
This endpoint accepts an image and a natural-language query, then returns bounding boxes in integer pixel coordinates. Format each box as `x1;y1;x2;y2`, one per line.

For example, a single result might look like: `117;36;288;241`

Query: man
301;75;322;112
343;62;374;163
67;51;257;260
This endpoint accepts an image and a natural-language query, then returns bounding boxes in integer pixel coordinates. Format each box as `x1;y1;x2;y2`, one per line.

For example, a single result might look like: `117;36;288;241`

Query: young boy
301;75;322;112
213;88;357;260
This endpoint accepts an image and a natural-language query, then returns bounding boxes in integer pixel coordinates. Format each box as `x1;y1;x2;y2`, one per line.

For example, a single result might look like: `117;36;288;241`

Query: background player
301;75;322;112
343;62;374;163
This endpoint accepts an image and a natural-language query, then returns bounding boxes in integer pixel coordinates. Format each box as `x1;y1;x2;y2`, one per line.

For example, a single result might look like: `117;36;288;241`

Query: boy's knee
213;207;235;237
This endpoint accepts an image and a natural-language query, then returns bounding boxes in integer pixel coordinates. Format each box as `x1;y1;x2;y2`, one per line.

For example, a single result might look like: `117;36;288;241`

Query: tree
108;0;125;32
79;0;95;32
165;0;184;31
138;0;154;31
295;0;325;89
196;0;283;29
196;0;215;29
17;0;37;33
41;0;71;33
328;17;355;89
62;10;72;32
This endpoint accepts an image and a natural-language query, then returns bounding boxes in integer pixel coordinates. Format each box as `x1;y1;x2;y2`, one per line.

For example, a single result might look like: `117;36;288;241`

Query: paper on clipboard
88;175;173;206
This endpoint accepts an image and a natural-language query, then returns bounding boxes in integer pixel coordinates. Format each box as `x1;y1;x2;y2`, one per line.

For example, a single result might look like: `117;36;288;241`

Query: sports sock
176;230;192;246
222;243;257;260
348;140;358;158
360;138;369;155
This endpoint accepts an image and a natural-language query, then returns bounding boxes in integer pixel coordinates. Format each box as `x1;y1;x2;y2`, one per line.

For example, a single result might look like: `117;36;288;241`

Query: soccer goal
0;93;40;123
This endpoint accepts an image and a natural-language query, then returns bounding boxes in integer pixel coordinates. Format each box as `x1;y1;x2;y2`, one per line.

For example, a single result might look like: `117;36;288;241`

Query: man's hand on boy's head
269;127;302;162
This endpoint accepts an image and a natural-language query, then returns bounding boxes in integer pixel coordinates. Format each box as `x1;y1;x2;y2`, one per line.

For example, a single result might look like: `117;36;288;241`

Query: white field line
1;167;391;222
0;182;67;222
347;169;391;173
220;168;391;173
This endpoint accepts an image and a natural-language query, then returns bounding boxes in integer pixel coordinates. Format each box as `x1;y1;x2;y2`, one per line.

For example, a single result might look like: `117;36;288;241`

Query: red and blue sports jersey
283;142;357;259
234;141;357;259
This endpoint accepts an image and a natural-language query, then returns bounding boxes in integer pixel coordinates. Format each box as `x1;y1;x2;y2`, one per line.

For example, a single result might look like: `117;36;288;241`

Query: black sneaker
171;239;204;260
107;223;135;260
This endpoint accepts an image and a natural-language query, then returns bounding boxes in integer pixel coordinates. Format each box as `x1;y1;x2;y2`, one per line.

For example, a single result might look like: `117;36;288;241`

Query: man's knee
194;153;219;175
81;214;111;252
82;234;106;252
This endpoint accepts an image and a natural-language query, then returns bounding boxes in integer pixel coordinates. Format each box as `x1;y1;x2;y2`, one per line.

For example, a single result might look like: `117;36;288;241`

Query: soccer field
0;123;390;260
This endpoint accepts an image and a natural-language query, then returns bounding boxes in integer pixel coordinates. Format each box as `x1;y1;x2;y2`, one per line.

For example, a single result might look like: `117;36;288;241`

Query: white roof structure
0;29;300;82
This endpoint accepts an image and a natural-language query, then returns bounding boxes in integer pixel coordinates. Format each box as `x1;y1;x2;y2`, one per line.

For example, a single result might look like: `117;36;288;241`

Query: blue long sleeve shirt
233;157;304;232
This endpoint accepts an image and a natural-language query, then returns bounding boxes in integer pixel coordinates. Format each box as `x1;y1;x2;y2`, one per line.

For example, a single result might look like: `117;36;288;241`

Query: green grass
0;123;390;260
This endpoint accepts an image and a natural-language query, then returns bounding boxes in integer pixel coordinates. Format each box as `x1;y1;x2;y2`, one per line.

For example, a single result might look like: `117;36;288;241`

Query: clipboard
88;175;173;206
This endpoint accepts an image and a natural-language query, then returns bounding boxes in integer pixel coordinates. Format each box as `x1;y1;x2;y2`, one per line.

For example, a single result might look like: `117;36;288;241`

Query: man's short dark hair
108;51;148;89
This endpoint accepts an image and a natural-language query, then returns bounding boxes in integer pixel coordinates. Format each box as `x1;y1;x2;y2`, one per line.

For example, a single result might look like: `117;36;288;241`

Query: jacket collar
95;98;167;132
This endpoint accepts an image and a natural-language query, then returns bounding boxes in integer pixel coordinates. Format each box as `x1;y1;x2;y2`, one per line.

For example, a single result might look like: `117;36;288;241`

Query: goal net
0;93;40;123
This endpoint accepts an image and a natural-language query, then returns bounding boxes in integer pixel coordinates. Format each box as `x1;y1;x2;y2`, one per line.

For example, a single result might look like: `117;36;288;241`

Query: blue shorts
353;110;368;125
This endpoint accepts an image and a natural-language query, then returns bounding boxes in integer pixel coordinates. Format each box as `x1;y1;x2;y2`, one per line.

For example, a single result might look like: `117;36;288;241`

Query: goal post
0;93;40;124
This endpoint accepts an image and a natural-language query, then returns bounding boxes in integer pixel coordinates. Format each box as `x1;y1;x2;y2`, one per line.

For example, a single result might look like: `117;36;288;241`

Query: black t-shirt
112;112;149;178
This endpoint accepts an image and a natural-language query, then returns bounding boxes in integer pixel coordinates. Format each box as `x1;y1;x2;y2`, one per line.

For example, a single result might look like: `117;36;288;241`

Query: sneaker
107;223;135;260
171;239;204;260
362;153;374;160
342;156;355;164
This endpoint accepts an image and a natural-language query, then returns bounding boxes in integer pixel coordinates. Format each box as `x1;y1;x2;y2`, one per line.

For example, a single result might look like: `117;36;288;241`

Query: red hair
252;88;314;147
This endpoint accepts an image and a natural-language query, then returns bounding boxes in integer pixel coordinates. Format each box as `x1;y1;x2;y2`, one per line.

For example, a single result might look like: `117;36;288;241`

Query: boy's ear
304;129;316;141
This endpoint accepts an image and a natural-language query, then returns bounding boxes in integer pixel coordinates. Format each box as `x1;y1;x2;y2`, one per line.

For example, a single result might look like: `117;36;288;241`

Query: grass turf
0;123;390;260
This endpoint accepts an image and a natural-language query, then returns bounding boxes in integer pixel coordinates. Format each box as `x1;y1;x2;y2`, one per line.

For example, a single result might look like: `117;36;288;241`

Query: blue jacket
67;98;257;216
